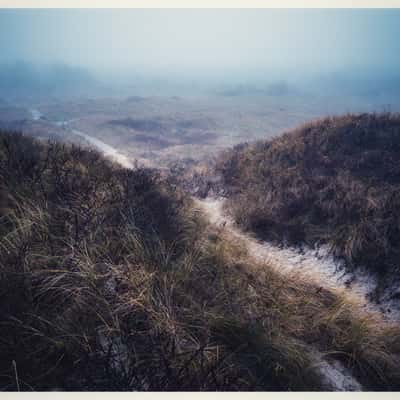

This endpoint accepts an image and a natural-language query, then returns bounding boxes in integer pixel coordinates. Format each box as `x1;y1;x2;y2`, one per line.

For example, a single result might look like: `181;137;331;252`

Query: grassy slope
217;113;400;283
0;130;400;391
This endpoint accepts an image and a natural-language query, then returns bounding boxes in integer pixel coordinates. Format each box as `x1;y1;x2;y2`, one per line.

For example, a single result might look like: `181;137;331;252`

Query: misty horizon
0;8;400;98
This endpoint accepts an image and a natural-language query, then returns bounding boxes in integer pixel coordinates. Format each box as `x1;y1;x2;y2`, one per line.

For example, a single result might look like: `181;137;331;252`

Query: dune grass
0;130;399;391
216;113;400;286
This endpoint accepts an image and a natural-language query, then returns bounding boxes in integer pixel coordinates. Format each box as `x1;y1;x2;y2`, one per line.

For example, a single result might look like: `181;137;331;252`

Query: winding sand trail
70;128;134;169
194;197;379;391
195;197;400;319
29;109;134;169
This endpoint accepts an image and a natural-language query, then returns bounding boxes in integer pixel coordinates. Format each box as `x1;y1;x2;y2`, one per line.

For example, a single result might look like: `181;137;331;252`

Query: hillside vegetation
217;113;400;285
1;130;400;390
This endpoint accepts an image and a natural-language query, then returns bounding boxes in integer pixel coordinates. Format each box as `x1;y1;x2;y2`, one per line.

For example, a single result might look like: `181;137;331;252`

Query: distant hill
0;62;99;100
217;80;292;97
217;113;400;282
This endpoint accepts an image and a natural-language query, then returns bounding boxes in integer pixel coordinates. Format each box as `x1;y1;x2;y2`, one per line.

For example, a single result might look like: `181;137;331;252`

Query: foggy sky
0;8;400;82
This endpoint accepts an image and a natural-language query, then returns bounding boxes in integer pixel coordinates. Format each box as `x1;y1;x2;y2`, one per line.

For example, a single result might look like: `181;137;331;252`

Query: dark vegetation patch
216;113;400;282
108;117;215;135
108;118;164;132
176;118;216;130
1;130;399;391
131;133;171;148
107;117;217;148
178;130;217;145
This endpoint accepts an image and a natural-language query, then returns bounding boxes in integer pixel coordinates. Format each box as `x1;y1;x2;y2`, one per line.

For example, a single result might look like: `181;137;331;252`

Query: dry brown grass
217;113;400;284
0;130;399;391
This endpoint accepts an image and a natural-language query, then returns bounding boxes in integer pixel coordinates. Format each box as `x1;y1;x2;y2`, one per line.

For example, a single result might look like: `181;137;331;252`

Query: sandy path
30;108;134;169
195;197;400;319
194;196;373;391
